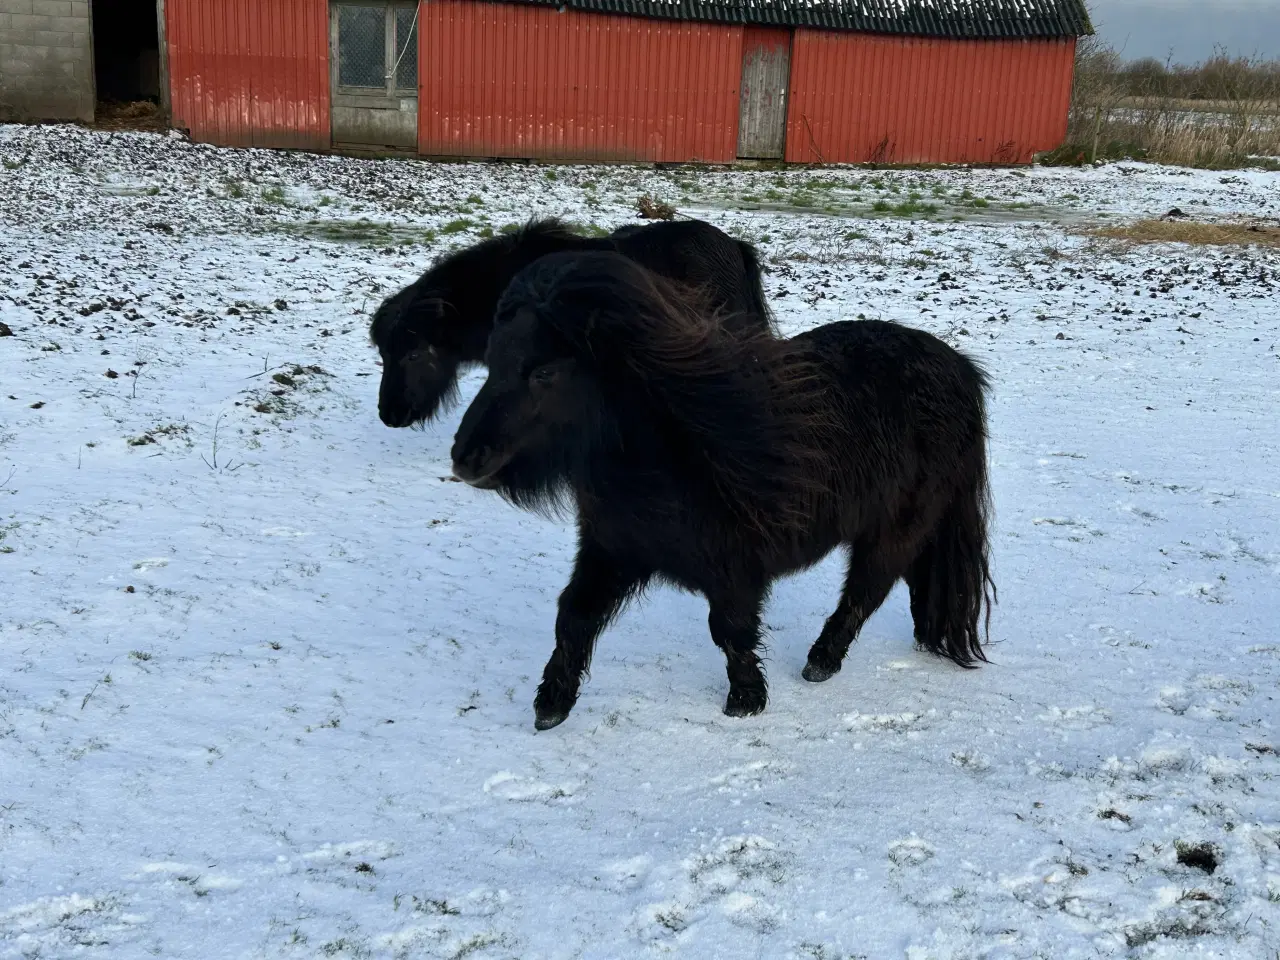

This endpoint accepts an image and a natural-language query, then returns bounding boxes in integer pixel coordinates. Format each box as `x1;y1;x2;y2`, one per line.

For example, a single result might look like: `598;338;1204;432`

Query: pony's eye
529;364;558;386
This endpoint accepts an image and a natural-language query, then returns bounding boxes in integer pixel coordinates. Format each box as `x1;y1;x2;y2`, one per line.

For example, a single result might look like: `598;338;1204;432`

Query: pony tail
916;444;996;667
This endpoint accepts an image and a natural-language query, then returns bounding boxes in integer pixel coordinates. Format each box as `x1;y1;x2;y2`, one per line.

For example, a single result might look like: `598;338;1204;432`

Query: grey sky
1088;1;1280;64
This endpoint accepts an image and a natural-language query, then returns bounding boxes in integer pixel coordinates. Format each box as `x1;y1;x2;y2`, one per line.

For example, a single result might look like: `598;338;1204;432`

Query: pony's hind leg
535;538;648;731
906;544;934;648
707;586;769;717
802;544;903;683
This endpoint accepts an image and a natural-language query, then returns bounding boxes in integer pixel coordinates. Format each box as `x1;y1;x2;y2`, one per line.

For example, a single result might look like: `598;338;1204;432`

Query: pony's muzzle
451;453;502;489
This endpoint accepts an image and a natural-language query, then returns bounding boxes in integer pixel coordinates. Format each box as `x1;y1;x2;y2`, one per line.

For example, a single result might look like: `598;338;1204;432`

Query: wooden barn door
330;1;419;152
737;27;792;159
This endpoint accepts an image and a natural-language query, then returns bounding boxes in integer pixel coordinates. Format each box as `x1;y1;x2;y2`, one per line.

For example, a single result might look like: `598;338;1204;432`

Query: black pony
451;251;996;730
369;218;774;427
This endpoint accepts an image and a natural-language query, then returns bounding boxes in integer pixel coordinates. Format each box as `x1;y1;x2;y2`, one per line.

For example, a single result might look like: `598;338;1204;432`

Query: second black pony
451;251;996;730
369;218;774;427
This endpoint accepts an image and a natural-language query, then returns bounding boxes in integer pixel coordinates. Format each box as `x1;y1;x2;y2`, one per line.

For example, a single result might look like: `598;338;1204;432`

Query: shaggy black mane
367;217;776;428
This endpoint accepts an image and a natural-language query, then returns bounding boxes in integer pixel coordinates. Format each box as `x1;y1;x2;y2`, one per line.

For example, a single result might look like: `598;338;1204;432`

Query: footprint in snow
888;837;936;867
1158;675;1254;721
720;891;782;932
1157;686;1194;715
1176;581;1226;604
630;836;790;942
599;855;653;893
1038;705;1112;730
302;840;400;864
483;772;577;803
709;760;789;791
844;710;934;734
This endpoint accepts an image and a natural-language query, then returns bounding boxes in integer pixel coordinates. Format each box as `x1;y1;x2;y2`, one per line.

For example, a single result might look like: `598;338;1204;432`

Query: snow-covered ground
1;125;1278;959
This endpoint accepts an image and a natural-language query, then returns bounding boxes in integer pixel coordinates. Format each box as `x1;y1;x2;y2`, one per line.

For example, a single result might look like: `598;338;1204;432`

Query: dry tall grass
1047;31;1280;168
1088;219;1280;248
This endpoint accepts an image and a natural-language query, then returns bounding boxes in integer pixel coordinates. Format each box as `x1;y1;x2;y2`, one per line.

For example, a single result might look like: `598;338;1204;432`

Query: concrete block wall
0;0;94;121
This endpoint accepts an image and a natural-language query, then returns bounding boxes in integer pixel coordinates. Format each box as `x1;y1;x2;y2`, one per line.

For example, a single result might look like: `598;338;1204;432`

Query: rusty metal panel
785;31;1076;165
419;1;742;163
166;0;330;150
737;26;791;159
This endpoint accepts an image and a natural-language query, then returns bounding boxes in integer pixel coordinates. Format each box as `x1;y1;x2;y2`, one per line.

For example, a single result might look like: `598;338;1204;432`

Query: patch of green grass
145;185;160;196
226;180;246;199
567;221;610;238
465;193;483;206
261;185;288;205
269;219;436;246
2;158;24;170
440;218;476;234
543;168;558;181
871;199;891;212
890;200;938;217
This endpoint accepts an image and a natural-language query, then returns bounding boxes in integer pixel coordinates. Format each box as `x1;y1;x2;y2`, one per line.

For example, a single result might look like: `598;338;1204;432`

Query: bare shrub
1047;7;1280;168
636;195;676;220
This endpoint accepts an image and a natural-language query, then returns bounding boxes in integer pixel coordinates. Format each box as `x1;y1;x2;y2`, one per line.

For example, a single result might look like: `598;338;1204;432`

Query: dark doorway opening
92;0;161;106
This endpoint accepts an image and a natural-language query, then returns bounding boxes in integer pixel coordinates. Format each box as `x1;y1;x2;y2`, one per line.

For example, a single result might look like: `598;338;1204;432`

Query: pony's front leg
707;587;769;718
534;540;648;731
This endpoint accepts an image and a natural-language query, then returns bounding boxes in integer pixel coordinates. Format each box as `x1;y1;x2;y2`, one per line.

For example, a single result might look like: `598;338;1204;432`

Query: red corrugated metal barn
154;0;1092;164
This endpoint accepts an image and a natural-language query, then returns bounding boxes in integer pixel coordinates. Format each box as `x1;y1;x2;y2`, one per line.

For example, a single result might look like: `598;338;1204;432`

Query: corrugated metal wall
418;1;743;162
786;32;1076;164
166;0;330;150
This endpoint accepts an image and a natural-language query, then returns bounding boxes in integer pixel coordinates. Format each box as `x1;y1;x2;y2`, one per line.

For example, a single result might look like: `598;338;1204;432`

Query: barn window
335;2;419;96
393;7;420;93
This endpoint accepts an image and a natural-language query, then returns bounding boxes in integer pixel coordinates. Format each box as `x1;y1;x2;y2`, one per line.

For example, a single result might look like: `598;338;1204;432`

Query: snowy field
1;125;1279;959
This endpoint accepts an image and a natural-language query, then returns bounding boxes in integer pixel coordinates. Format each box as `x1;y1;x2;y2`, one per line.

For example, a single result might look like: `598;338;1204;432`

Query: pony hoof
802;661;839;683
534;709;570;731
723;690;766;718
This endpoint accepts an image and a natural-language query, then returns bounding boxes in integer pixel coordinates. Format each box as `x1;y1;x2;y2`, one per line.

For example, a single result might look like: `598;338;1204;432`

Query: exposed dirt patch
1089;218;1280;247
92;100;169;134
